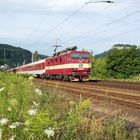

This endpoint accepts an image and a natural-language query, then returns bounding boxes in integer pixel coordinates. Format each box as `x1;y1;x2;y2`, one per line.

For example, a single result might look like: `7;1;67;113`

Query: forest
92;44;140;79
0;44;32;68
0;44;47;68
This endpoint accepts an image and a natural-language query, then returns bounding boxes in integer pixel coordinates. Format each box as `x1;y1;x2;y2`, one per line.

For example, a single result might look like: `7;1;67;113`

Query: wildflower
44;127;55;138
7;107;12;112
35;88;42;95
0;87;4;92
9;122;22;129
9;124;16;129
0;118;9;126
9;135;16;140
27;109;37;116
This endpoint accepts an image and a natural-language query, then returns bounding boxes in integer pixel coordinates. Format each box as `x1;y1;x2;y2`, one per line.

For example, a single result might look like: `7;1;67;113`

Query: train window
81;54;89;60
71;54;80;60
52;59;53;64
48;61;50;65
38;64;42;68
55;58;57;63
60;57;62;63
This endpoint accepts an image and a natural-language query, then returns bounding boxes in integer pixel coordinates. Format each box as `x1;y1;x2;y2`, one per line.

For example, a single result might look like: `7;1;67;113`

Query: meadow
0;73;138;140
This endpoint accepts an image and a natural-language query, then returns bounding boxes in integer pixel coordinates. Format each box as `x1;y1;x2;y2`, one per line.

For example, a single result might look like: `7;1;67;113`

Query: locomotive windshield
71;53;89;60
71;54;80;60
81;54;89;60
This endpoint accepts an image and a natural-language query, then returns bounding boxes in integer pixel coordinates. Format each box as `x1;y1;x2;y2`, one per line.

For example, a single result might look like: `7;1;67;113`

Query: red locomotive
8;46;91;81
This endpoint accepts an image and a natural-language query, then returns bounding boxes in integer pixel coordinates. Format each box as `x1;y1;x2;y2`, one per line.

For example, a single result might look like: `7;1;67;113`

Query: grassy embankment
0;73;139;140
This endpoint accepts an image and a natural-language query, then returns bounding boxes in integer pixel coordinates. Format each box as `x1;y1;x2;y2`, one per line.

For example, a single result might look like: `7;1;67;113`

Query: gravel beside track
33;79;140;109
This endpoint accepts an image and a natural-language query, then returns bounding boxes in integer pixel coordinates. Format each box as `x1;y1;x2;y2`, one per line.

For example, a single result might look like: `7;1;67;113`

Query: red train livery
8;47;91;81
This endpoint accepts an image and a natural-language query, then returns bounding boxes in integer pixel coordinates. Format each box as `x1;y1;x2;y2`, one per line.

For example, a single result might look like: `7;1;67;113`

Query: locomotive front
68;51;91;81
45;46;91;81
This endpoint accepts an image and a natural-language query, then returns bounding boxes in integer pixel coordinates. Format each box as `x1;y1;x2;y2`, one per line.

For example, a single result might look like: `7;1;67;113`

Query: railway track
33;79;140;109
84;80;140;91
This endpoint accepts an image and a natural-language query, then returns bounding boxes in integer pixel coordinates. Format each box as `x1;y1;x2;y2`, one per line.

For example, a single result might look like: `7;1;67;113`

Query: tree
106;46;140;79
32;51;40;62
0;44;32;68
92;58;107;79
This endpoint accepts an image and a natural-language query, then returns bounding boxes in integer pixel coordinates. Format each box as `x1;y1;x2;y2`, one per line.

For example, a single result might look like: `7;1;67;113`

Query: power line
86;26;140;46
25;0;59;43
65;10;140;43
31;4;87;45
60;4;112;39
73;18;140;43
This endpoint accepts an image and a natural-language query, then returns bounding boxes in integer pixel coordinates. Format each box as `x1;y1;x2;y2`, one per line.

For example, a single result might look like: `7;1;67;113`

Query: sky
0;0;140;55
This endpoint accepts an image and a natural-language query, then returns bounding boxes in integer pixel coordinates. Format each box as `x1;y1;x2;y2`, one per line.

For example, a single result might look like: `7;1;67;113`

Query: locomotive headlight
79;63;83;68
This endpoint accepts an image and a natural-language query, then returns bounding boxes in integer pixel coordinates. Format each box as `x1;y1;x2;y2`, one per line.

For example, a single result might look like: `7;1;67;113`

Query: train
8;46;91;81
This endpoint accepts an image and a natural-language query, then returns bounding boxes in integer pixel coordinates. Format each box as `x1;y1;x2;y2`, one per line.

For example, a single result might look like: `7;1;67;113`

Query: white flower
35;88;42;95
27;109;37;116
0;118;9;126
9;122;23;129
0;87;4;92
14;122;22;126
9;124;16;129
44;127;55;138
9;135;16;140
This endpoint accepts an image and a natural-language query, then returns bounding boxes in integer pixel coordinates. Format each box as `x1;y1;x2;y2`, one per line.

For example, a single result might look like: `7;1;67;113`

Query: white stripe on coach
17;69;45;75
45;63;91;70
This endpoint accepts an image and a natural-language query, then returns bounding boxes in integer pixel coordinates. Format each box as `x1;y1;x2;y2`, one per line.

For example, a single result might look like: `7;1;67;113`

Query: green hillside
0;44;32;68
0;44;48;68
94;50;112;59
94;44;139;59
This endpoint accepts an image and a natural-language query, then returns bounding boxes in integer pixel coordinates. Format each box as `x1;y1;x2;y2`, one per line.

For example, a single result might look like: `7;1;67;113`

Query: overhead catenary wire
31;3;87;46
86;26;140;46
65;10;140;43
25;0;59;43
61;4;112;39
69;18;140;44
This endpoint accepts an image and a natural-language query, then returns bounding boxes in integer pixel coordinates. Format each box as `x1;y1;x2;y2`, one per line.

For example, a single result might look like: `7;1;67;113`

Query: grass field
0;73;139;140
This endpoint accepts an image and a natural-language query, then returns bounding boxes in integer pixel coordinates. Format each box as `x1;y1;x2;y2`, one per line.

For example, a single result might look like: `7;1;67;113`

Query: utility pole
4;48;6;64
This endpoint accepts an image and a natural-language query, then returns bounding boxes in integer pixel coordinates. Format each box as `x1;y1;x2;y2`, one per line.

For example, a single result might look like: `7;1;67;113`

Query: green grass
0;74;139;140
90;75;140;83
